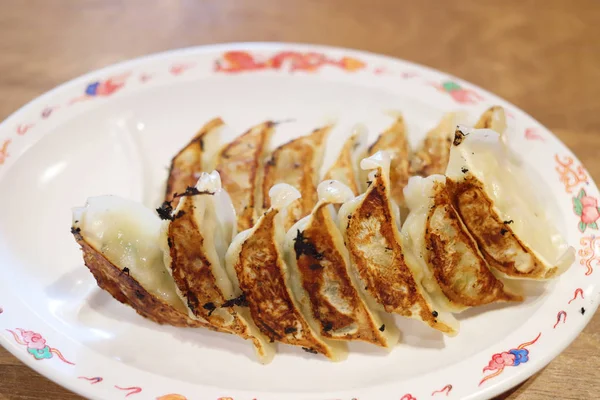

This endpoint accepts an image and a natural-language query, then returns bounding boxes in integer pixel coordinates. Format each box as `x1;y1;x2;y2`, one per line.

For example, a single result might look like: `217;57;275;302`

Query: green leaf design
578;188;586;200
573;197;583;215
590;222;599;230
579;221;587;233
442;81;461;91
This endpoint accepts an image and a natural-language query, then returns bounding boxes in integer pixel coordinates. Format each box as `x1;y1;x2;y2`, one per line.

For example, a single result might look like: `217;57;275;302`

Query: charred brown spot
379;324;385;332
284;326;298;334
302;347;319;354
461;167;469;173
134;290;145;300
174;186;214;198
221;293;248;308
504;220;514;225
453;129;466;146
293;230;324;260
120;267;130;276
500;228;509;236
323;321;333;332
70;226;81;235
432;310;439;317
156;201;174;220
203;302;217;316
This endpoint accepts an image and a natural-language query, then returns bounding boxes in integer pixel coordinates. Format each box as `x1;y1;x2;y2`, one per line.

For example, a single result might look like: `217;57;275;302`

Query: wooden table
1;1;599;399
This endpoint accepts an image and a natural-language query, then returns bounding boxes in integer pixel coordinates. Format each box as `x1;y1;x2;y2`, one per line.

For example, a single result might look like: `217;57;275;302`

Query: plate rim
0;41;598;400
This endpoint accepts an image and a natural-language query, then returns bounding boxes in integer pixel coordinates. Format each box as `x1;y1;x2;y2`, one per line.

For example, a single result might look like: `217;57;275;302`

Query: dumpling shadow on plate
394;316;445;349
45;266;99;303
84;286;259;363
455;282;549;321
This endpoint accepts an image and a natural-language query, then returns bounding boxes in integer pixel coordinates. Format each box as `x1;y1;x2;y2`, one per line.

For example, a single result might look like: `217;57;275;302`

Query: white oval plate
0;43;598;400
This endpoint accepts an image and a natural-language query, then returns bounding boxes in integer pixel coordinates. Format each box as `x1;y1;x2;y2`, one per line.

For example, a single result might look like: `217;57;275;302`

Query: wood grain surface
0;1;599;399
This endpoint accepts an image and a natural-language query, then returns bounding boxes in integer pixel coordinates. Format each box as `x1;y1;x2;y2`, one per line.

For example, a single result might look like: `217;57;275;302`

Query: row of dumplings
165;107;504;233
71;108;574;363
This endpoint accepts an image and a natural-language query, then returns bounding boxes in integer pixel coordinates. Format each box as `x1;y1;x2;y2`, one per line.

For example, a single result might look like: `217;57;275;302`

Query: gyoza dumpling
226;184;347;361
165;118;224;206
402;175;523;313
285;180;400;348
323;125;368;196
159;171;274;363
363;114;411;206
262;125;331;230
445;127;575;279
216;121;275;231
339;152;458;335
410;112;466;177
71;196;206;328
474;105;507;133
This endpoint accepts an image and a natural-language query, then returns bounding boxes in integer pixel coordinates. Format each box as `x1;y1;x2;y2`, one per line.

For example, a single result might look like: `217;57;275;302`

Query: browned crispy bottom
74;232;214;329
447;176;559;279
296;203;387;345
425;182;523;306
234;209;332;356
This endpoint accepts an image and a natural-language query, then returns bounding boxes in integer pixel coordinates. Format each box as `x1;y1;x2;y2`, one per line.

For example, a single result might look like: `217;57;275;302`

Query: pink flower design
525;128;544;141
483;351;515;372
581;196;600;224
18;329;47;350
574;189;600;232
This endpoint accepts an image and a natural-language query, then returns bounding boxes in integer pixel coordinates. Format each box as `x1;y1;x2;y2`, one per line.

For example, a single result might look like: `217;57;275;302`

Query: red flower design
483;351;515;372
18;329;47;350
581;196;600;224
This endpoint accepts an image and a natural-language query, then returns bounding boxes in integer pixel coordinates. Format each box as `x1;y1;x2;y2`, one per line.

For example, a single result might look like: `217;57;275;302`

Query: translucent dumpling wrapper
285;180;400;348
474;105;507;133
226;183;347;361
339;151;459;335
445;127;575;279
159;171;274;363
71;196;206;328
262;125;331;230
215;121;275;231
363;113;411;206
402;175;523;313
165;117;224;207
323;125;369;196
410;112;467;177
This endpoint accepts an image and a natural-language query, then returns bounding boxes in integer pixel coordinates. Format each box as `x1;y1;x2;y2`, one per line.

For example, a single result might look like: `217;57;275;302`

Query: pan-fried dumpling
216;121;275;231
323;125;368;196
262;125;331;230
402;175;523;313
285;180;400;348
226;183;347;361
363;114;411;206
445;127;575;279
339;152;458;335
410;112;466;177
71;196;206;328
165;118;224;206
159;171;274;363
474;105;507;133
